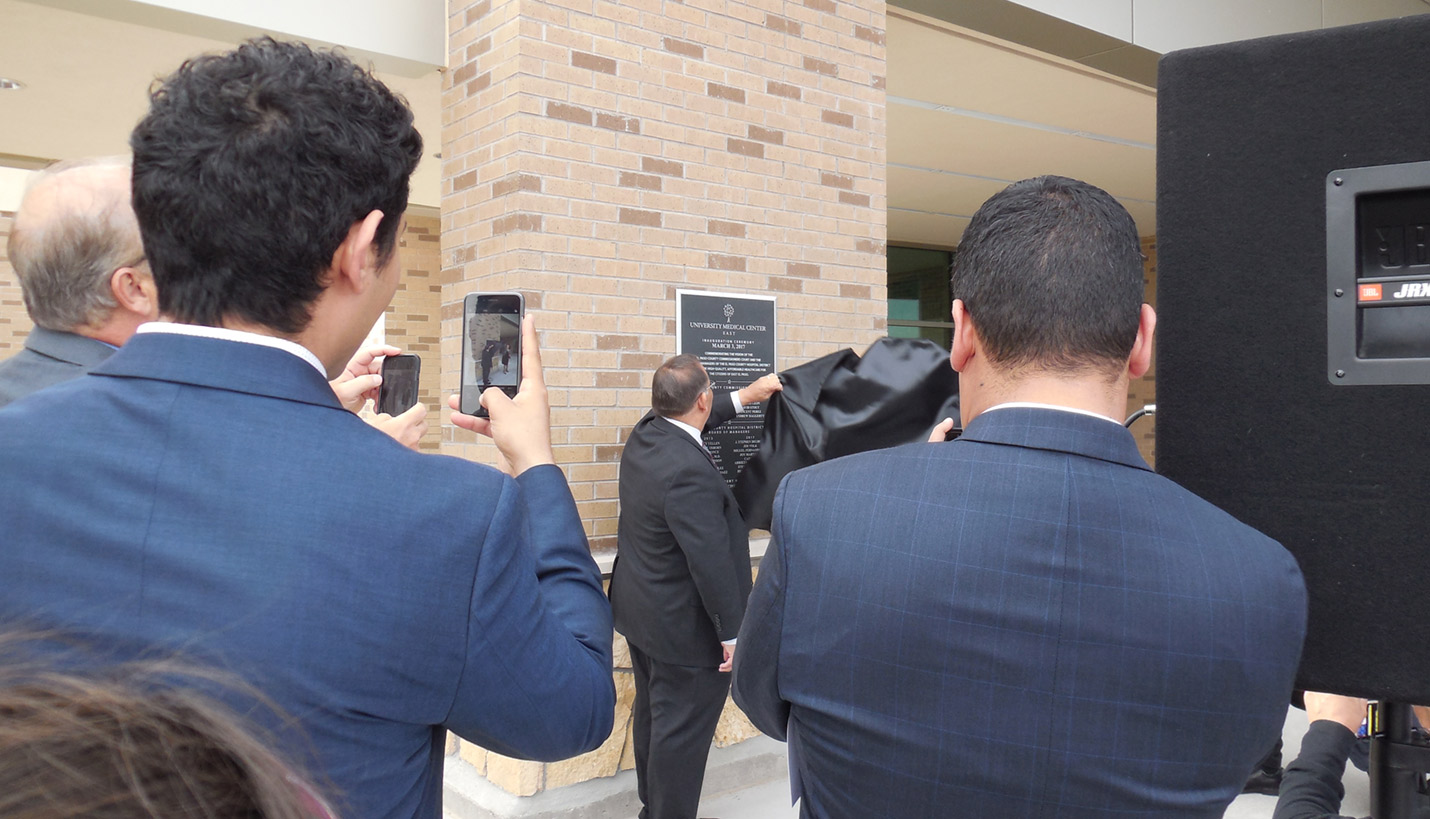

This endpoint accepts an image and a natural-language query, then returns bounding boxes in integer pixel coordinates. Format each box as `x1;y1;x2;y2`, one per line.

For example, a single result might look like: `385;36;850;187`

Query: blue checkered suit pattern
733;406;1307;818
0;332;614;819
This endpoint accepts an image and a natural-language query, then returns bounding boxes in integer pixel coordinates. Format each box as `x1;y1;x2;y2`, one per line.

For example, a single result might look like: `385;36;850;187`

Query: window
887;246;954;350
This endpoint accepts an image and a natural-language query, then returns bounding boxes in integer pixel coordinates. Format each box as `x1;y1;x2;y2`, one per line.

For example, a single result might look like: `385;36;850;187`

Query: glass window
888;246;954;350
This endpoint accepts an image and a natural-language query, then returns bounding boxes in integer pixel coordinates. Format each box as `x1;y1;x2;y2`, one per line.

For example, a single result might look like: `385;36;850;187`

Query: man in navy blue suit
0;39;613;819
732;175;1308;818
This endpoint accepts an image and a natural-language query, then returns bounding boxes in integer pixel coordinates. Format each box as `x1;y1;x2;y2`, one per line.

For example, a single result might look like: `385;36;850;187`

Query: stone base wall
448;573;762;796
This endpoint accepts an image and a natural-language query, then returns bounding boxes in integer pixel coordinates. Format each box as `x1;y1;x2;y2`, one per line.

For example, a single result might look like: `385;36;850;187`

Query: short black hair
652;355;709;416
130;38;423;334
950;175;1144;373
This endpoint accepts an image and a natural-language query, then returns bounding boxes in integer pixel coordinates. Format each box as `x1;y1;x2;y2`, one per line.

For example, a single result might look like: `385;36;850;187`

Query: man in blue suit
0;39;613;819
732;175;1307;818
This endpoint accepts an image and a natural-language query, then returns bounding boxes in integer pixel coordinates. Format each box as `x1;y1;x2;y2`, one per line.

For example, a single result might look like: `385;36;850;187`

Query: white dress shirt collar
135;322;327;377
662;390;741;445
983;401;1122;426
664;416;705;446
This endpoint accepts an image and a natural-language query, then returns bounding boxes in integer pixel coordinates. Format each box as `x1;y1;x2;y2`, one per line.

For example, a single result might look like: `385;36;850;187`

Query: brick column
441;0;886;800
0;213;28;355
381;211;445;452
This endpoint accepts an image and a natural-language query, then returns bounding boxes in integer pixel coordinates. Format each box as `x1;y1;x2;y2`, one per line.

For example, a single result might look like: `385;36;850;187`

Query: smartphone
461;292;524;417
377;354;421;416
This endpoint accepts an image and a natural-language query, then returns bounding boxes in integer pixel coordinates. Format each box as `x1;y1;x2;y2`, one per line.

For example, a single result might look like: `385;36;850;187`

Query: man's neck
74;316;139;348
666;409;707;430
964;370;1129;425
219;316;344;378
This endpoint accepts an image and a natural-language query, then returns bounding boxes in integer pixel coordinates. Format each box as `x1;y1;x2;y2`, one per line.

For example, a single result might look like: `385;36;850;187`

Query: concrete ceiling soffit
0;0;442;207
888;0;1160;87
17;0;442;78
883;9;1156;242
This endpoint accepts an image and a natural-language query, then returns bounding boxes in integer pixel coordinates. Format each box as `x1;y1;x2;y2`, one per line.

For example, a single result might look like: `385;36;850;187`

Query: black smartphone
377;354;421;416
461;292;524;417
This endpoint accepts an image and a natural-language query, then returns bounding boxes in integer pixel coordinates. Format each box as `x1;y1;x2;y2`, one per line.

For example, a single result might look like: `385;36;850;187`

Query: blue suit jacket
0;325;116;408
733;407;1307;819
0;332;614;819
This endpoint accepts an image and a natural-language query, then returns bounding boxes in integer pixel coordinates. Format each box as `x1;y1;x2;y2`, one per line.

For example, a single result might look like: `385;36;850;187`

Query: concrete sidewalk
445;705;1367;818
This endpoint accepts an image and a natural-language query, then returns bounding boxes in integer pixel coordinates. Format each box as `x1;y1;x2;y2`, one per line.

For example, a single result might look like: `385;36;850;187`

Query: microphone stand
1123;403;1155;428
1371;701;1430;818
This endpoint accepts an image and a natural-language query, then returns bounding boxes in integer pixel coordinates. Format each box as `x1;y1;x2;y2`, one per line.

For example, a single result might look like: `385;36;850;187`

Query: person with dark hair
610;355;780;819
0;156;425;444
733;175;1307;818
0;156;158;407
0;639;334;819
0;38;613;819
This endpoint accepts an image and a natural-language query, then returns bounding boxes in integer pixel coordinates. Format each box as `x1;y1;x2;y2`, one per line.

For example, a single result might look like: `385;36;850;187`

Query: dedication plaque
676;289;777;487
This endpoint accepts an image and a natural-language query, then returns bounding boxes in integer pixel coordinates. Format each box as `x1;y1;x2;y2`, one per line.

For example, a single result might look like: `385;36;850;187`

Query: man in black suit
611;355;780;819
0;156;158;408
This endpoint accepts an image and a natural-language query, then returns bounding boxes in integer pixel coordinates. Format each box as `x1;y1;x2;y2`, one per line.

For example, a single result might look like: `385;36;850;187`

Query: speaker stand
1370;701;1430;818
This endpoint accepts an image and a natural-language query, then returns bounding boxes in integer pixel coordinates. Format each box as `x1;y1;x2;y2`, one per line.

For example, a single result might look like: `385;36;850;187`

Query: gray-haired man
0;156;157;407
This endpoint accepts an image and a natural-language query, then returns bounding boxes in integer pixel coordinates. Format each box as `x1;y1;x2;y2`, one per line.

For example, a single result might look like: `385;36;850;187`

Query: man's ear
950;299;979;373
329;210;386;292
1128;303;1156;379
110;265;159;321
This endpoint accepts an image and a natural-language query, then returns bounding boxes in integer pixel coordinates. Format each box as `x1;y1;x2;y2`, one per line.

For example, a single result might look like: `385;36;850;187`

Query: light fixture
0;78;24;91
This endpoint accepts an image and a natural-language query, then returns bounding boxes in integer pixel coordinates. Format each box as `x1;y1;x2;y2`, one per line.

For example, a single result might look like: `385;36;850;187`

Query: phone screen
377;354;421;416
461;292;524;416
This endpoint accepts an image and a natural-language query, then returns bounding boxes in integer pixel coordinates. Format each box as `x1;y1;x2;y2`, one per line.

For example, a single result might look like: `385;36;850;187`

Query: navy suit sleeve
731;479;790;739
444;464;615;760
664;460;747;641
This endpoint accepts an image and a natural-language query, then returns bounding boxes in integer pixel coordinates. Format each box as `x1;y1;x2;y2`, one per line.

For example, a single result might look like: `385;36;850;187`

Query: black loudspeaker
1156;15;1430;703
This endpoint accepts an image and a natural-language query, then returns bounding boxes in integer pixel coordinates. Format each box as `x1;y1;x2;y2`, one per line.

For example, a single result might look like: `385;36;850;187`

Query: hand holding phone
370;402;428;450
330;343;402;412
461;292;524;417
929;417;960;443
448;314;555;475
377;353;421;416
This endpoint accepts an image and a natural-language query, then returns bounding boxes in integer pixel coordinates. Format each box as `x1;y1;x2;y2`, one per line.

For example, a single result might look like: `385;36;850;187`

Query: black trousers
629;642;731;819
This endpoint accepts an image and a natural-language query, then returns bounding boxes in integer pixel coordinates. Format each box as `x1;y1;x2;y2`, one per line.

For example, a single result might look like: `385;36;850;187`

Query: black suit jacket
610;393;754;667
0;326;116;408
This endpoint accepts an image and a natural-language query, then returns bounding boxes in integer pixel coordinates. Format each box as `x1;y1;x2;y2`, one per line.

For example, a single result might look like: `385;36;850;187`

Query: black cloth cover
734;337;958;529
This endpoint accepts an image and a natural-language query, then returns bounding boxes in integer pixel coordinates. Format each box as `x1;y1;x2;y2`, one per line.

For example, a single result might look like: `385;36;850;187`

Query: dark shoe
1242;766;1283;796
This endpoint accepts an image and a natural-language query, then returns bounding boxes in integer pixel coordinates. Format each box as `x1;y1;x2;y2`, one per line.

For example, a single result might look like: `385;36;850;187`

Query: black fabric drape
734;338;959;529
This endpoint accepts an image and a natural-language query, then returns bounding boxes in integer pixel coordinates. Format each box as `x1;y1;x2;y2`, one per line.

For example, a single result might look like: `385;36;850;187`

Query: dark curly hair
130;37;423;334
